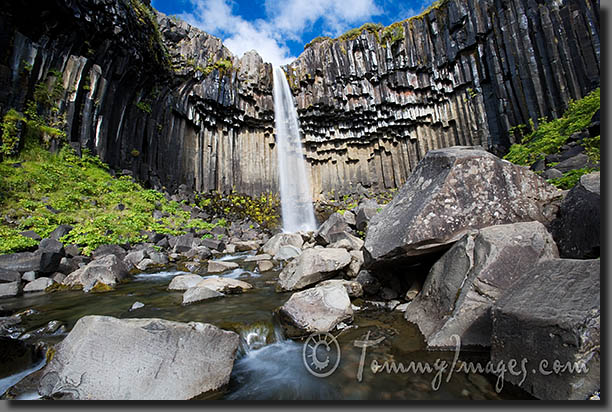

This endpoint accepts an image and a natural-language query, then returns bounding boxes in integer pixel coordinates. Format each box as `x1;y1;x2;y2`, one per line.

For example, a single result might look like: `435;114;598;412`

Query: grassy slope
0;146;224;255
504;88;600;189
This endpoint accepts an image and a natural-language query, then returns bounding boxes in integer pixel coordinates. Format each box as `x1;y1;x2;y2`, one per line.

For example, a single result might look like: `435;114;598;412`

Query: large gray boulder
277;283;353;338
62;255;128;292
0;249;63;274
491;259;600;400
364;147;561;267
38;316;239;399
551;172;600;259
261;233;304;256
277;248;352;291
405;221;559;349
0;268;21;283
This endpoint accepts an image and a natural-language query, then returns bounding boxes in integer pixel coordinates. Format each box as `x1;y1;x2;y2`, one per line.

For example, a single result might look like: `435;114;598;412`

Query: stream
0;251;531;400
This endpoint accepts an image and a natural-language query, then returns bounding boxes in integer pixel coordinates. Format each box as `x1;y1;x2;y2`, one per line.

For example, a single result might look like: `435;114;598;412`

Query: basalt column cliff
0;0;600;197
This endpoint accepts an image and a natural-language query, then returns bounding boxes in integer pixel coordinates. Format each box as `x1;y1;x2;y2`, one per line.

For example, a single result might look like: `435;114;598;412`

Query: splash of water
272;66;317;233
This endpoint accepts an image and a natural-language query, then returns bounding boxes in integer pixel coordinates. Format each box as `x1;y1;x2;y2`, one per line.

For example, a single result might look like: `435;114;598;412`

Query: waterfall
272;66;317;233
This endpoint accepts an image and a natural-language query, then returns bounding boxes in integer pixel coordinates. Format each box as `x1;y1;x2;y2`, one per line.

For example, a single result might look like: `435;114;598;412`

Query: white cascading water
272;66;317;233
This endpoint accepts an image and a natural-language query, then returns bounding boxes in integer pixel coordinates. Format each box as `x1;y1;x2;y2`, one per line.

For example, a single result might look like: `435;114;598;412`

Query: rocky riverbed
0;146;600;400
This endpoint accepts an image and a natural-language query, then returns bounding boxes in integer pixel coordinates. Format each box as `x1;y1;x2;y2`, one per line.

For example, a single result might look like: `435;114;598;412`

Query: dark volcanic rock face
287;0;600;194
0;0;600;197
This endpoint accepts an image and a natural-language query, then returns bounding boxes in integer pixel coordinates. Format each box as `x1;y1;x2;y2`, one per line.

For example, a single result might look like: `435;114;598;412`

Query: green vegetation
337;23;383;42
196;58;234;77
135;101;152;114
128;0;172;70
304;36;331;50
0;146;226;255
503;88;600;188
197;190;280;229
1;70;67;156
547;167;598;190
504;88;599;166
380;22;405;47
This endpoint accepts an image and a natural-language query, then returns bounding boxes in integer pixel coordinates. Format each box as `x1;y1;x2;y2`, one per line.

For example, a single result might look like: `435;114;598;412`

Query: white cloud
180;0;382;66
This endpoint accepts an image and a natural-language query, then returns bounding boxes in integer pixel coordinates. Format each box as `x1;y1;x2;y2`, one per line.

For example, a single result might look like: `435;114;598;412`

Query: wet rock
62;254;128;292
551;172;600;259
405;221;558;349
207;261;239;274
182;286;224;304
0;336;42;379
314;213;349;245
491;259;600;400
168;274;204;291
91;244;127;261
0;282;21;299
364;147;561;267
195;277;252;294
273;245;301;261
0;269;20;283
277;282;353;338
23;277;55;293
355;270;380;296
38;316;239;400
257;260;274;272
277;248;352;291
261;233;304;256
380;288;398;300
129;302;144;311
243;254;272;262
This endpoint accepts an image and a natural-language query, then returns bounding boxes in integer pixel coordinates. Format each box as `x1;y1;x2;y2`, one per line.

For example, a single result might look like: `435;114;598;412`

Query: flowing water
272;66;317;233
0;252;532;400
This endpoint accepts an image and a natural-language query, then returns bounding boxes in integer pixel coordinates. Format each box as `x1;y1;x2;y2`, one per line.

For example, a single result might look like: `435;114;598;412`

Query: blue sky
151;0;434;66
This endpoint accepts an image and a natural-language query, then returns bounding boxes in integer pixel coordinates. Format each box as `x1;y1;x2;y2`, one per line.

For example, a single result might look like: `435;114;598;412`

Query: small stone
129;301;145;311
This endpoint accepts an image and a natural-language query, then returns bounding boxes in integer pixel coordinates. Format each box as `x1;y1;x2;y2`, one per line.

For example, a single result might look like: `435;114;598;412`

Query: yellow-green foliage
380;22;405;47
337;23;383;42
504;88;600;167
0;146;225;255
128;0;172;69
504;88;600;190
193;58;234;77
1;109;25;156
197;190;280;229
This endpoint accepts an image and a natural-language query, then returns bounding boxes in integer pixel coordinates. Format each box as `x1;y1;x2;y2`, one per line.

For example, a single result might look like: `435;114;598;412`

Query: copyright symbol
302;332;341;378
